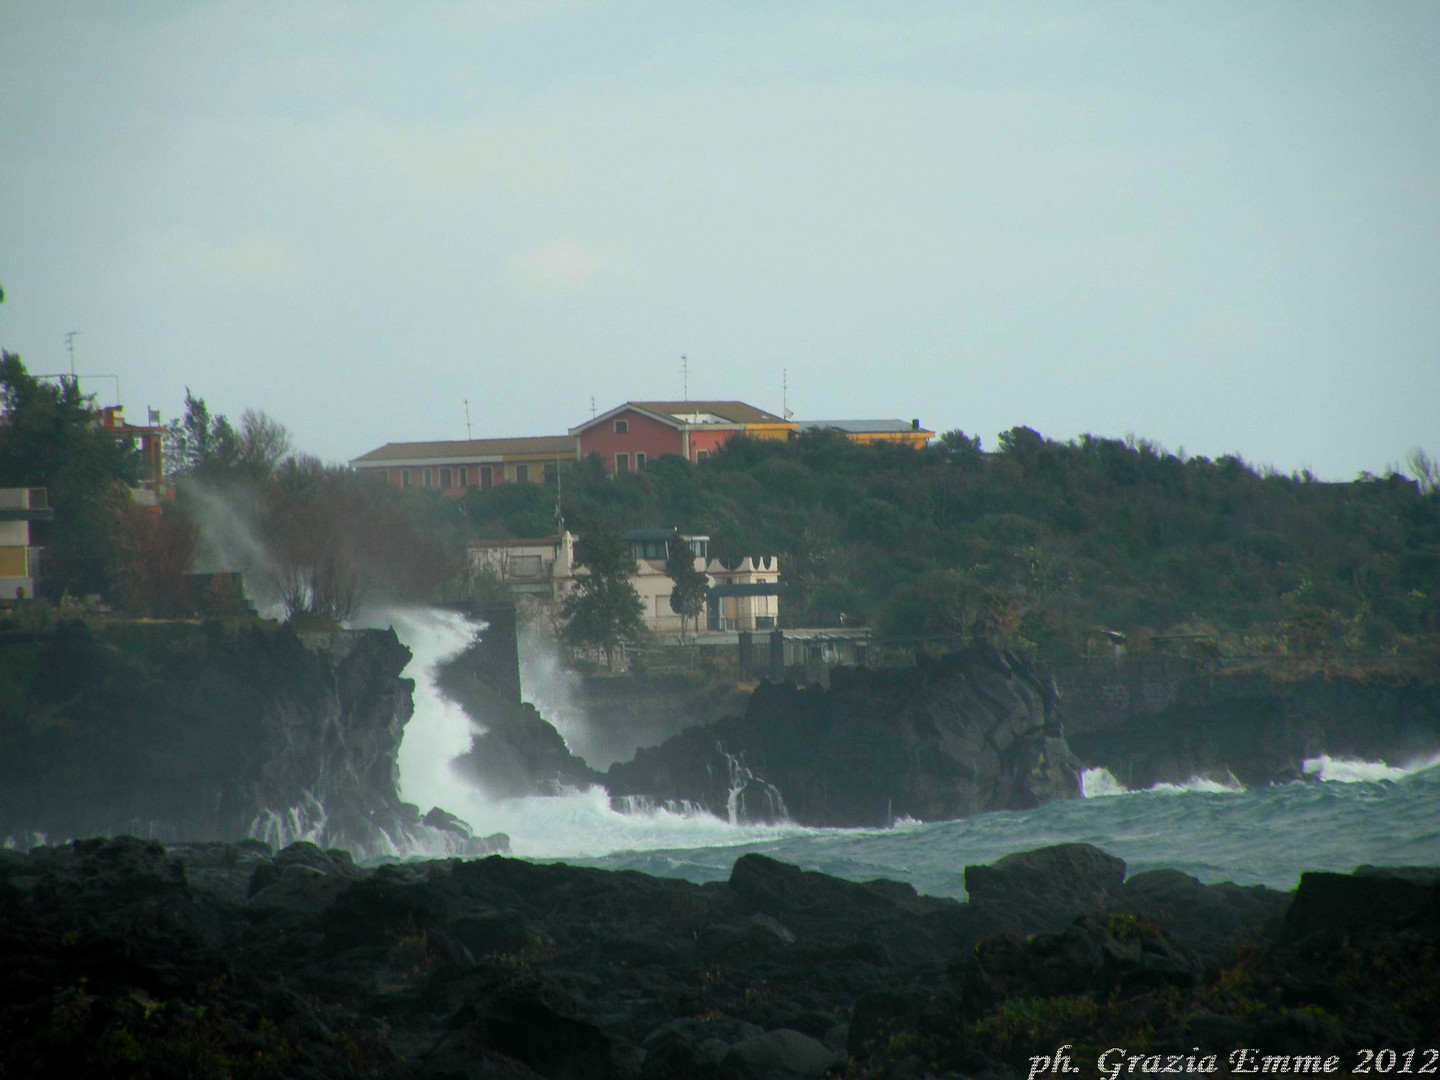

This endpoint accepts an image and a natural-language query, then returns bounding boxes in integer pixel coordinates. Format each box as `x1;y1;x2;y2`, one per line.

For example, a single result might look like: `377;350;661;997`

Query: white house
468;528;781;638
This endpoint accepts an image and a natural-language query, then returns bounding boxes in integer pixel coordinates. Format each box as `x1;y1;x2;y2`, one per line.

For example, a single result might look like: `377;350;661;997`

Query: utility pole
64;331;79;377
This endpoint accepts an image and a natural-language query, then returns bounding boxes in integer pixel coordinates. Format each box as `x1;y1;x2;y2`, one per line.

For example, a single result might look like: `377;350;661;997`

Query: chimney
911;418;920;431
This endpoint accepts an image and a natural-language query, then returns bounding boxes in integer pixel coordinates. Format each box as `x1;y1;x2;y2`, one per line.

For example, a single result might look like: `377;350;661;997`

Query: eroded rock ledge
0;838;1433;1079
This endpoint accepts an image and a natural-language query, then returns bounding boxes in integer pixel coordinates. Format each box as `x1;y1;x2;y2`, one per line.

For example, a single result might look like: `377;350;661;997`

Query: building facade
796;418;935;448
468;528;781;637
351;435;578;496
571;401;796;475
0;488;53;600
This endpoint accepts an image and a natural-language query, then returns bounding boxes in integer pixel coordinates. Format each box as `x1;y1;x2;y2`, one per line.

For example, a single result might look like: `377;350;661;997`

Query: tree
664;527;709;642
562;527;645;667
0;352;139;598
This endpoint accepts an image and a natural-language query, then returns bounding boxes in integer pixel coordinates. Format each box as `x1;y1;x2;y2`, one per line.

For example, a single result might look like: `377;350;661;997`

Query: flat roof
798;419;933;434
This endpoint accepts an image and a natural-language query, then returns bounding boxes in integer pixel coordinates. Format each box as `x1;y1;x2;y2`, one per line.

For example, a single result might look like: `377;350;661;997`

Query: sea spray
1302;751;1440;783
377;608;806;860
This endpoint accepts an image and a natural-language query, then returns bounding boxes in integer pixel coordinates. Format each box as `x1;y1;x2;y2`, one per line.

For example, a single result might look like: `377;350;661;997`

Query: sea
382;609;1440;898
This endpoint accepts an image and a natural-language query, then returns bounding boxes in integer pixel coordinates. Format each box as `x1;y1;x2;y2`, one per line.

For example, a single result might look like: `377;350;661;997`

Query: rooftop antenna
782;367;793;420
681;354;689;402
554;447;565;535
464;398;472;439
64;330;79;377
590;394;596;418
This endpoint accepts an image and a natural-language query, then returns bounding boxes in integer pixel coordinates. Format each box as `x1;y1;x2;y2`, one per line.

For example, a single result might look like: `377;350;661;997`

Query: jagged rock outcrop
435;627;602;798
607;646;1084;826
0;620;505;858
0;838;1431;1078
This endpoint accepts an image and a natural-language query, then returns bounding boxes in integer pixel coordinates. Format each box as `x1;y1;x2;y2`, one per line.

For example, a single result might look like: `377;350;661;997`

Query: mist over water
374;608;1440;892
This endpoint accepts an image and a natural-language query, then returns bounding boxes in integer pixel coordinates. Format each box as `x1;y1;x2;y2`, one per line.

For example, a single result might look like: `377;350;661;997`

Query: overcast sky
2;2;1436;479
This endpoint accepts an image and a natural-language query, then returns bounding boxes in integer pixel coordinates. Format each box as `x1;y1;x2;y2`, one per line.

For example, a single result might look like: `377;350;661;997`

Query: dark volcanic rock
1;838;1434;1080
965;842;1125;931
1284;866;1440;941
437;633;602;799
607;646;1084;826
0;620;510;861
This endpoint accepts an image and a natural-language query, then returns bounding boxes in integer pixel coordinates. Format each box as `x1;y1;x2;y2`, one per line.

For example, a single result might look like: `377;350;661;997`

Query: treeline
0;355;466;623
461;428;1439;664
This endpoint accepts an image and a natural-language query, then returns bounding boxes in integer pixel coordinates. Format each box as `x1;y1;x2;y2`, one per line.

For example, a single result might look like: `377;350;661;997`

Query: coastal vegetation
1;312;1434;669
463;430;1439;669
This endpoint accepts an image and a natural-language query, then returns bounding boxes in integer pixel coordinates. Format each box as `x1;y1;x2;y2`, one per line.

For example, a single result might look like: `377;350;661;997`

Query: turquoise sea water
558;756;1440;897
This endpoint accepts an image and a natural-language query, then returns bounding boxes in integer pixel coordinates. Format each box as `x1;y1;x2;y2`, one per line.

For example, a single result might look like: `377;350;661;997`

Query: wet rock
1285;866;1440;941
964;842;1125;930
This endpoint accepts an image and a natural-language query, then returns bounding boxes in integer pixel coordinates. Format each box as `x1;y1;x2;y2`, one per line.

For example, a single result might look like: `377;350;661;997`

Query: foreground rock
607;646;1084;826
0;838;1432;1079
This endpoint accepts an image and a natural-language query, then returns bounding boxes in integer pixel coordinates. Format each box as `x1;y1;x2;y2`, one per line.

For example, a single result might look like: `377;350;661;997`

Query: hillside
461;428;1440;667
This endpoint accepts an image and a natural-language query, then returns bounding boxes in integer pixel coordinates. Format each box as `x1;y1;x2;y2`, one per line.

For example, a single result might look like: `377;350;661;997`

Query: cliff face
1060;661;1440;787
0;620;503;857
606;646;1084;827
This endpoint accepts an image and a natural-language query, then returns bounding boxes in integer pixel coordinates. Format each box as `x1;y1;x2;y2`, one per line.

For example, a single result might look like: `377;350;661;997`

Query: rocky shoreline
1;837;1433;1079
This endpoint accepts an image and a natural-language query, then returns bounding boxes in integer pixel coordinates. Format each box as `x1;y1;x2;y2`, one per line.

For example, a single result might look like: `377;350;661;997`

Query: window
423;468;433;487
615;453;630;473
480;465;493;489
543;463;557;483
459;467;469;487
695;449;710;461
515;464;529;482
440;467;452;489
635;452;647;471
401;469;411;488
614;419;629;434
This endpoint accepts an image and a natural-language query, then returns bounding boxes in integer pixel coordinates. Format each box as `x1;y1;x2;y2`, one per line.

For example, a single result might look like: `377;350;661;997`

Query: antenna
590;395;596;418
782;367;793;420
681;354;689;402
464;398;472;439
64;331;79;377
554;446;565;534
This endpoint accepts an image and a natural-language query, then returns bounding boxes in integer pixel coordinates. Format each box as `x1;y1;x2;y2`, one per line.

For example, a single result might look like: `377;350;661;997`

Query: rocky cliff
1062;662;1440;787
606;646;1084;826
0;619;504;857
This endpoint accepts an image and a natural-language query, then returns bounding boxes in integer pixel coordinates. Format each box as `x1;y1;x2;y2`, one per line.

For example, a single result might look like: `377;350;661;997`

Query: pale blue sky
2;2;1436;478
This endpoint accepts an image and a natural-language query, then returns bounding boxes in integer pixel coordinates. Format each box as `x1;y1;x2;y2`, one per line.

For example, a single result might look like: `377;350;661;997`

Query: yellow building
797;418;935;448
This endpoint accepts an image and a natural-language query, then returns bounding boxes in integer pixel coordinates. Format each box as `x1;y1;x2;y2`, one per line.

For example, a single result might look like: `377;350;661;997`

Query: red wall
580;409;683;473
687;428;734;461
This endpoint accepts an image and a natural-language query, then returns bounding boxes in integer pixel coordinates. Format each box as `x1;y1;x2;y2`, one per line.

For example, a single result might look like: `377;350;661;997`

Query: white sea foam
378;608;807;861
1081;767;1245;797
1301;751;1440;784
1081;767;1128;798
1148;773;1246;795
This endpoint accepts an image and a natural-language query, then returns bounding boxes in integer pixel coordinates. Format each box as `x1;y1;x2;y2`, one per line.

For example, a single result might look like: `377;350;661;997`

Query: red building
570;401;795;475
